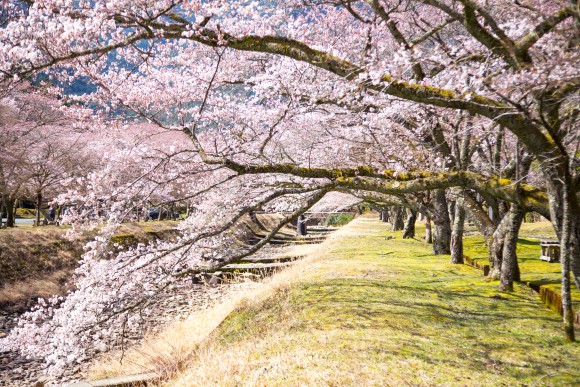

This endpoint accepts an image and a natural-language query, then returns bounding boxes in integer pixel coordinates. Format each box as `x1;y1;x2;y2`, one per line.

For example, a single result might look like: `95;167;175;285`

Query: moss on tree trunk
432;189;451;255
499;204;524;291
450;200;465;264
402;209;417;239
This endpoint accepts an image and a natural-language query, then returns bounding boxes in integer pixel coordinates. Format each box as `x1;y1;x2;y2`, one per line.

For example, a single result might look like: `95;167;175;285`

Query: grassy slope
0;221;180;283
168;216;579;386
0;221;179;309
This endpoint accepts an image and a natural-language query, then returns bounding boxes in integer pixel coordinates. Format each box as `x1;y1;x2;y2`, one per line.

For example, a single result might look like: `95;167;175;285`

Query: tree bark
489;220;506;280
432;189;451;254
4;197;15;227
450;199;466;264
564;190;580;293
448;199;456;225
570;214;580;292
462;192;495;246
402;209;417;239
558;181;577;341
425;214;433;244
35;191;42;226
391;207;404;231
380;210;389;223
499;204;524;291
489;204;521;281
542;156;579;341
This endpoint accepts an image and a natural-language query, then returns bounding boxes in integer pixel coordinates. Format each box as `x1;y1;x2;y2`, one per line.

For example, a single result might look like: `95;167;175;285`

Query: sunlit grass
160;216;580;386
462;220;579;312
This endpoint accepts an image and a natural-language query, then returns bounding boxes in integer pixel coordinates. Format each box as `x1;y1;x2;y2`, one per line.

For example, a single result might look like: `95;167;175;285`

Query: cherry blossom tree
0;83;70;226
0;103;28;227
0;0;578;372
24;122;93;225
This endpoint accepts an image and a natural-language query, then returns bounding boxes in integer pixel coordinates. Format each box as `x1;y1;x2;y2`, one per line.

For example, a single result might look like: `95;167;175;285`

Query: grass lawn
462;221;580;314
165;216;580;386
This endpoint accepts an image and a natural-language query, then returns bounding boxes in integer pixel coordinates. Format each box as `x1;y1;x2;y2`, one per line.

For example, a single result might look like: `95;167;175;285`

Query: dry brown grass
0;221;180;309
87;236;331;382
0;270;70;309
88;289;247;380
518;220;557;239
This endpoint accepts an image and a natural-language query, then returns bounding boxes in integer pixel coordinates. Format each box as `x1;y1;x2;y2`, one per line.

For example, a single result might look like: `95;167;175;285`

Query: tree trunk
380;210;389;223
559;182;576;341
499;204;524;291
14;199;19;220
489;221;506;280
425;215;432;244
432;189;451;254
462;192;495;246
35;191;42;226
5;197;15;227
570;214;580;291
539;154;578;341
391;207;404;231
402;209;417;239
450;199;465;264
487;198;501;226
448;199;456;225
565;192;580;293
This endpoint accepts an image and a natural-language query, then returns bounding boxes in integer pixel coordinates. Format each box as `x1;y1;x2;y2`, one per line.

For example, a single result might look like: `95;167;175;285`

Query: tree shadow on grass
517;238;541;246
527;279;561;287
298;279;559;327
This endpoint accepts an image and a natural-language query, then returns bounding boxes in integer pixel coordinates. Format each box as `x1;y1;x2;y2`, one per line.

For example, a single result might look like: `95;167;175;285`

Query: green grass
462;221;580;313
15;208;37;219
169;217;580;386
323;213;355;227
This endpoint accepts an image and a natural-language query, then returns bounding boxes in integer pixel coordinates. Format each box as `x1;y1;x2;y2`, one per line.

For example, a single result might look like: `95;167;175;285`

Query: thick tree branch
208;158;552;216
514;8;574;62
